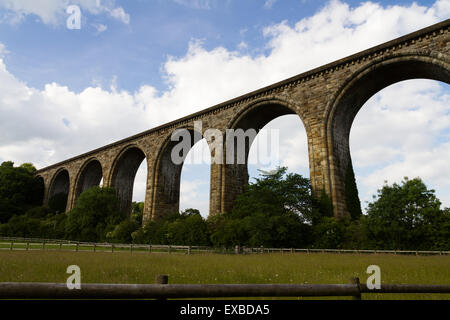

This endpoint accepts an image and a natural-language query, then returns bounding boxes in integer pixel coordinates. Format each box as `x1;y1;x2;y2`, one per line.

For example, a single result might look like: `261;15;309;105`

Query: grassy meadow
0;250;449;299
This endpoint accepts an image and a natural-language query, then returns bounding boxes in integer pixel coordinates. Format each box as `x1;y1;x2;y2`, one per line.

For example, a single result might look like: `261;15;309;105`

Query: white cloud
432;0;450;18
351;80;450;211
0;0;449;212
180;179;210;216
92;23;107;34
264;0;277;10
132;161;147;204
106;6;129;24
237;41;248;50
0;0;130;25
0;42;8;57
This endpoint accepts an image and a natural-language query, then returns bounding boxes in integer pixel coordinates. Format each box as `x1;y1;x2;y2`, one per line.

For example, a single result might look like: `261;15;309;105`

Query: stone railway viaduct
35;20;450;223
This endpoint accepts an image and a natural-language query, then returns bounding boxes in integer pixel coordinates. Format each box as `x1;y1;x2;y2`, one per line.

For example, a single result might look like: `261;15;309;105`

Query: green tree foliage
1;157;448;251
361;177;450;250
48;192;68;213
65;187;125;242
106;219;140;243
133;209;210;245
0;206;67;239
0;161;43;222
345;159;362;220
208;167;313;248
310;189;334;224
131;201;144;227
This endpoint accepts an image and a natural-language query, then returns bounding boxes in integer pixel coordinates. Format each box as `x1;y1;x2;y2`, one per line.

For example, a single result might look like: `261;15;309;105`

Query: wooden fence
0;236;449;256
0;276;449;299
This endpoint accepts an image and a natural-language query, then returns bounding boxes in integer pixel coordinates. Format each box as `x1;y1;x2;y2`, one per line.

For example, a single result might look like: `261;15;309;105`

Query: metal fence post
350;277;362;300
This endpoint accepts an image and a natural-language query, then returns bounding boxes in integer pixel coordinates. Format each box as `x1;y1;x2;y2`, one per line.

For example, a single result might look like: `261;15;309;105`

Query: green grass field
0;250;449;299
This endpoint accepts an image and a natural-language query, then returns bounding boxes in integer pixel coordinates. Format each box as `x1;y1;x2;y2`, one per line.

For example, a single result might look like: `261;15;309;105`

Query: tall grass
0;251;449;299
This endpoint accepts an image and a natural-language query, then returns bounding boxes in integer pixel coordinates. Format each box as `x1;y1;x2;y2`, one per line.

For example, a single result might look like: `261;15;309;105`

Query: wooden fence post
10;242;13;251
350;277;362;300
156;274;168;301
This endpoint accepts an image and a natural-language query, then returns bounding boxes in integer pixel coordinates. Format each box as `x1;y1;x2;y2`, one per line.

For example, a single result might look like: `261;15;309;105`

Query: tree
361;177;449;250
209;167;313;248
133;208;210;245
0;161;43;223
131;201;144;223
167;210;210;245
65;187;125;242
345;159;362;220
106;219;140;243
48;192;68;213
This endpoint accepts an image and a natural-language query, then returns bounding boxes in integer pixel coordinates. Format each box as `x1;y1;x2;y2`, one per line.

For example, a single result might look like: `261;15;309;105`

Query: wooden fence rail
0;276;449;299
0;236;449;256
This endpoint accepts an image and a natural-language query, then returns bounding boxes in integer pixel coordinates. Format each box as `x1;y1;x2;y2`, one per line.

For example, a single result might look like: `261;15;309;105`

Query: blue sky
0;0;443;92
0;0;449;216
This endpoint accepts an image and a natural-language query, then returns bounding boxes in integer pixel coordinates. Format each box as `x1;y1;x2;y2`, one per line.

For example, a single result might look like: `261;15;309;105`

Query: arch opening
350;79;450;214
111;147;146;216
329;56;450;217
153;129;207;219
179;138;211;218
248;114;309;182
223;102;307;212
48;169;70;213
75;159;103;203
131;160;147;218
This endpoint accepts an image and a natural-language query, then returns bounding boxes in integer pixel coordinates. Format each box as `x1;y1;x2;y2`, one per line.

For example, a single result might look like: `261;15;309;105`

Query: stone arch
220;97;308;213
110;145;147;215
227;97;306;159
48;168;70;212
151;126;208;220
73;158;103;206
228;97;306;131
325;51;450;217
